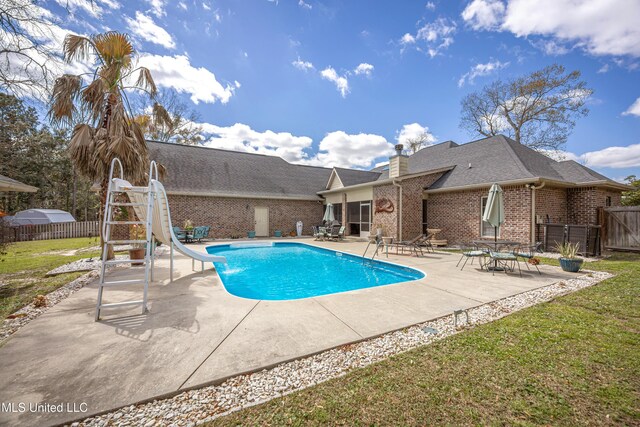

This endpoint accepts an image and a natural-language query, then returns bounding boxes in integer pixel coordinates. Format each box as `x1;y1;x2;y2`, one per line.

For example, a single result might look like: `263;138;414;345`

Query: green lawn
209;252;640;426
0;237;101;320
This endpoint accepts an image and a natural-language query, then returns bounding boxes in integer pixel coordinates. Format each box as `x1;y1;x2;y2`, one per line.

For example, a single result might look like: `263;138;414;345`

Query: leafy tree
133;89;203;145
460;64;592;152
48;31;170;257
0;93;99;219
622;175;640;206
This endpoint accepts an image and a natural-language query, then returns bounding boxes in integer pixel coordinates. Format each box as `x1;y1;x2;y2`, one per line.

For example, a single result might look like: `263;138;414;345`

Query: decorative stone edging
75;270;613;427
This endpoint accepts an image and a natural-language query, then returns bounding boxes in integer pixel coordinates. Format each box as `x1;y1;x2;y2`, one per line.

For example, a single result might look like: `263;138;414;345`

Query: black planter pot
559;257;583;272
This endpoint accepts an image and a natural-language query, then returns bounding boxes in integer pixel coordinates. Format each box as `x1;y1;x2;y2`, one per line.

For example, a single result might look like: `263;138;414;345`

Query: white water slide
113;177;226;280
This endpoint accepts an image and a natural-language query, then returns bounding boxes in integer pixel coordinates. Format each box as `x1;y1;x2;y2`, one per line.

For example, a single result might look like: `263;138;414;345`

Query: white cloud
396;123;437;147
462;0;640;57
321;67;349;97
623;97;640;117
52;0;119;17
401;18;456;58
400;33;415;45
461;0;505;30
292;57;314;71
581;144;640;169
547;144;640;169
125;12;175;49
313;131;394;168
530;39;570;56
178;2;188;10
203;2;211;11
137;54;235;104
597;64;609;74
146;0;166;17
457;60;509;87
298;0;312;9
200;122;315;163
354;63;374;77
198;123;394;169
425;2;436;10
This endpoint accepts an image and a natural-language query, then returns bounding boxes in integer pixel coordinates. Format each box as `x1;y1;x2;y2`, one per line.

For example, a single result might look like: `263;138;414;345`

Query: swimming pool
206;242;424;300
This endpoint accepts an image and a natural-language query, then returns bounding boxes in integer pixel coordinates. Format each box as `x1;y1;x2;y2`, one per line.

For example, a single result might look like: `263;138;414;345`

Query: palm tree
48;31;170;257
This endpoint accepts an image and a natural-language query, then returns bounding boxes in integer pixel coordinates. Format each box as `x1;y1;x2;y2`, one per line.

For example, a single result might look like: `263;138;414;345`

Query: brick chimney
389;144;408;179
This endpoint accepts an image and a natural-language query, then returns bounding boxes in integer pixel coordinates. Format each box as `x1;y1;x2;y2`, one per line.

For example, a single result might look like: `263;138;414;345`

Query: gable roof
328;167;382;189
371;135;626;191
148;141;333;200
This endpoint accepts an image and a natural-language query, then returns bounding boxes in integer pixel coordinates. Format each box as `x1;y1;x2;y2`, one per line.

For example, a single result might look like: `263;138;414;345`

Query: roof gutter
424;177;632;194
318;166;454;195
392;179;402;241
165;190;323;201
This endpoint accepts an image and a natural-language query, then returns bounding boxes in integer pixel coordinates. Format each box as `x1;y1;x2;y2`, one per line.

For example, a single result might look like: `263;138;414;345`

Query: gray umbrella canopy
482;183;504;241
323;203;335;223
0;174;37;192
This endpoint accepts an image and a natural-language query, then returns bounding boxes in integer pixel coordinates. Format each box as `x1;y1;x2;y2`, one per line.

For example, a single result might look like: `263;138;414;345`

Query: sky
14;0;640;180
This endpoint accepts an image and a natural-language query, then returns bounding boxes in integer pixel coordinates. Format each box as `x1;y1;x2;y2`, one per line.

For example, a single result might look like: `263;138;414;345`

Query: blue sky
27;0;640;179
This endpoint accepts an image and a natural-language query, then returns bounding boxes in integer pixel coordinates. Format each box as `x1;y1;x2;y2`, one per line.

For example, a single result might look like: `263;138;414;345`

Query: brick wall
568;187;623;225
426;185;532;245
535;186;567;224
372;184;399;239
167;195;323;238
400;173;444;240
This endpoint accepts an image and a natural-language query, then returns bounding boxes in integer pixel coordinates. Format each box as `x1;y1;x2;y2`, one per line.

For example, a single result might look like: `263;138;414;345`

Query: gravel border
75;269;613;427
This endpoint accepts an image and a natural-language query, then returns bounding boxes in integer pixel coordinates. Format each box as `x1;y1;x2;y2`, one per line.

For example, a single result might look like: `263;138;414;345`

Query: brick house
149;135;628;244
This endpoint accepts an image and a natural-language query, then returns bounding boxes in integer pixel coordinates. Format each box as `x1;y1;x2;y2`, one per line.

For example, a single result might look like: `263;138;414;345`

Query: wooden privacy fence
538;223;601;256
599;206;640;252
7;221;100;242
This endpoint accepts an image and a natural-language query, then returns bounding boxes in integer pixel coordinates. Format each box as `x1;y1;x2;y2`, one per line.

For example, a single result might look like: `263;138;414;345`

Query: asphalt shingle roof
148;141;333;199
333;167;382;187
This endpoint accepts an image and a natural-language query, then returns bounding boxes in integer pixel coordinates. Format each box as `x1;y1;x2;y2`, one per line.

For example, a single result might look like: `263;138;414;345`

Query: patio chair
512;242;543;275
313;226;327;241
486;247;522;277
192;226;210;242
416;232;435;253
456;242;487;271
327;224;342;240
173;226;187;242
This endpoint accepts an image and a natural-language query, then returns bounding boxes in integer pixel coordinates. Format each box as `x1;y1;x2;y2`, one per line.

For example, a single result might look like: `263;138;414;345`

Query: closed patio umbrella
0;174;37;192
322;203;335;224
483;183;504;244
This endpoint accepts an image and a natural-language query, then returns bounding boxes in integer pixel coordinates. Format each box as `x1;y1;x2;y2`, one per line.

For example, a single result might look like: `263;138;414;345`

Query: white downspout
393;179;402;241
529;182;545;243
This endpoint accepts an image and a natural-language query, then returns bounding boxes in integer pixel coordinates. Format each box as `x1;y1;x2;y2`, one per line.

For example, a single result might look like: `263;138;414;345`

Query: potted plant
129;224;146;266
183;219;194;232
274;230;282;237
247;230;256;238
555;242;583;272
374;224;384;237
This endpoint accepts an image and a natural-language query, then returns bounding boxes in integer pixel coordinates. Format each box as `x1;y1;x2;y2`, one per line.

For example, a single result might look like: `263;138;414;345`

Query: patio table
473;239;521;271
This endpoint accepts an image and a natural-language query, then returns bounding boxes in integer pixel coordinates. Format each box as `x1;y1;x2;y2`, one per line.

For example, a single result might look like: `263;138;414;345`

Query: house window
606;196;612;207
481;196;499;238
422;199;428;233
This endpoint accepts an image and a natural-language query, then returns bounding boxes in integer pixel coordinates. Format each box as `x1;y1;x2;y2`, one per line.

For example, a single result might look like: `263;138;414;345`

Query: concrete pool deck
0;239;576;426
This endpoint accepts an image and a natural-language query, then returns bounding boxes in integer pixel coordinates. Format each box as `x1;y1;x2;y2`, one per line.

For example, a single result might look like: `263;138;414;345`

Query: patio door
254;207;269;236
360;202;371;238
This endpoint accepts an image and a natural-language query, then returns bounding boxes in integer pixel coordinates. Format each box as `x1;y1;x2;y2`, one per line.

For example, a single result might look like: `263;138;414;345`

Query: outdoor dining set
456;240;543;276
172;226;210;243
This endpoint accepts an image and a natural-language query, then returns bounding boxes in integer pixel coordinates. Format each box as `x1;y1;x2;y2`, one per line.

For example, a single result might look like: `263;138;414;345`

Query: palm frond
81;78;107;124
68;124;97;179
135;67;158;96
92;32;134;69
63;34;95;63
48;74;82;127
152;102;172;130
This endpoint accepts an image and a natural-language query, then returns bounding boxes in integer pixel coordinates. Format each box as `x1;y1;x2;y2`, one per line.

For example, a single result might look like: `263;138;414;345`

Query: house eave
166;190;323;201
424;177;631;194
318;166;454;195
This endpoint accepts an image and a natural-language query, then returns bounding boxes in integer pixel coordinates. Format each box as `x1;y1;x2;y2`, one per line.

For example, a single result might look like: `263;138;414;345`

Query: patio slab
0;239;576;426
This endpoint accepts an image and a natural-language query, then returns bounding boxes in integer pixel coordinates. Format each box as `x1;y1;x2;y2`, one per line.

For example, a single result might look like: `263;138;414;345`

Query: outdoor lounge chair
313;226;327;241
173;226;187;242
512;242;543;274
192;226;210;242
456;243;487;271
389;234;425;257
416;232;435;253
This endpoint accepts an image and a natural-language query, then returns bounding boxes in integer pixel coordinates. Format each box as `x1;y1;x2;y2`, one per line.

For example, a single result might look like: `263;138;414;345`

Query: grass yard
0;237;102;320
209;252;640;426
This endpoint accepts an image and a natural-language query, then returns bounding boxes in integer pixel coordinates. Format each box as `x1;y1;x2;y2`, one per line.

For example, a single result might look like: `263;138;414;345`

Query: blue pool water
206;242;424;300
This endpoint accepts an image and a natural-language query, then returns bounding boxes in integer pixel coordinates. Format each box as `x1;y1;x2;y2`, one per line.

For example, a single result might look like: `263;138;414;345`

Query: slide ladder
95;159;156;321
